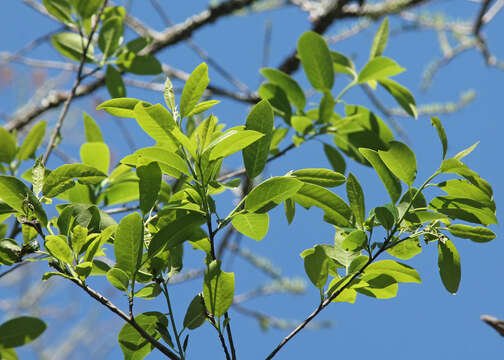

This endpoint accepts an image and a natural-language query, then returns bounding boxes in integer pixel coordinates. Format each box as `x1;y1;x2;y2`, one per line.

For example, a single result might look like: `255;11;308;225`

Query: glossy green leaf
203;261;235;318
0;176;47;227
439;159;493;197
43;164;106;198
358;57;404;83
183;294;207;330
0;127;17;163
294;183;352;226
114;212;143;277
117;52;162;75
291;168;345;188
447;224;496;243
43;0;72;23
430;116;447;159
379;79;417;119
18;121;47;161
291;116;312;134
297;31;334;91
330;51;356;77
118;312;167;359
121;147;190;178
180;63;209;118
74;0;103;18
429;196;497;226
206;129;264;161
365;260;421;283
359;148;402;203
80;142;110;174
0;317;46;348
341;230;367;251
187;100;220;117
437;179;493;206
346;173;365;226
83;112;103;142
303;245;330;289
232;213;269;241
242;100;274;178
454;141;479;161
137;161;161;215
107;267;129;291
51;32;94;62
134;283;162;299
260;68;305;110
134;102;177;144
98;16;123;59
438;239;460;294
356;273;398;299
45;235;73;264
387;238;422;260
323;143;346;174
106;65;126;98
370;18;389;59
378;141;417;186
258;83;292;124
244;177;303;213
96;98;142;118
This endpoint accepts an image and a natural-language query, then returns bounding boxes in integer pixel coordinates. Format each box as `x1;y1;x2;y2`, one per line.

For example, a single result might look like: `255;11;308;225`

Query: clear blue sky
1;1;503;359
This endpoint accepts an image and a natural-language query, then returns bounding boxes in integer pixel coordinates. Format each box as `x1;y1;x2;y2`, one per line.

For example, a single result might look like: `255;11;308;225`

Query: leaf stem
160;277;185;359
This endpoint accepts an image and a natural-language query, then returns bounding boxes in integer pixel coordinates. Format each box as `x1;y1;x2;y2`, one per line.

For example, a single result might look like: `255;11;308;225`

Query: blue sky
1;1;503;359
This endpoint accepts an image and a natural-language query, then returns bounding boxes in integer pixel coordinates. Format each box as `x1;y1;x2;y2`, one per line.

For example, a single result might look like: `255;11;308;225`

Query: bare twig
473;0;494;35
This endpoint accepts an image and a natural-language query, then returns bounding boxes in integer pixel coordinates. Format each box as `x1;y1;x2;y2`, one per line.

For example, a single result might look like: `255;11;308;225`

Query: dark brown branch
473;0;494;35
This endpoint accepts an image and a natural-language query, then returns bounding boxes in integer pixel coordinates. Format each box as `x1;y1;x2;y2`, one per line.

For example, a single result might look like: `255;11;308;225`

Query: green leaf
51;32;94;62
454;141;479;161
297;31;334;91
183;294;207;330
107;267;129;291
303;245;330;289
180;63;209;118
0;348;17;360
206;129;264;161
341;230;367;251
379;79;417;119
134;283;162;299
114;212;143;277
96;98;142;118
231;213;269;241
0;317;46;348
191;115;217;151
134;102;177;144
365;260;421;283
356;273;398;299
83;112;103;142
429;196;497;226
346;173;365;227
374;206;395;230
431;116;447;159
437;179;493;206
319;91;335;123
98;16;123;59
18;121;47;161
387;238;422;260
447;224;496;243
242;100;274;178
203;261;235;317
358;57;405;83
80;142;110;174
121;147;190;178
258;83;292;124
260;68;305;110
244;177;303;213
163;76;176;112
118;312;167;359
330;51;357;78
0;240;21;266
45;235;73;264
74;0;103;18
42;164;106;198
370;18;389;59
43;0;72;23
438;239;461;294
291;116;312;135
359;148;402;203
333;231;361;268
148;213;206;258
323;144;346;174
137;161;161;215
284;197;295;225
117;52;162;75
187;100;220;117
378;141;417;186
294;183;352;226
0;176;47;227
348;255;369;274
291;168;345;188
0;127;17;163
439;159;493;197
70;225;88;255
106;65;126;98
75;261;93;280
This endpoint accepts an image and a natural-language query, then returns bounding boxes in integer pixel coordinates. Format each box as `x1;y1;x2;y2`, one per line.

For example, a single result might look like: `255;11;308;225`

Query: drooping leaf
18;121;47;161
42;164;106;198
297;31;334;91
378;141;417;186
323;143;346;174
260;68;306;110
137;161;161;215
0;317;46;348
106;65;126;98
303;245;330;289
370;18;389;59
447;224;496;243
430;116;448;159
359;148;402;203
242;100;274;178
379;79;417;119
114;212;143;277
183;294;207;330
358;57;405;83
180;63;209;118
51;32;94;62
80;142;110;174
284;197;295;225
291;168;345;188
438;238;461;294
203;260;235;318
244;177;303;213
45;235;73;264
231;213;269;241
346;173;365;227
